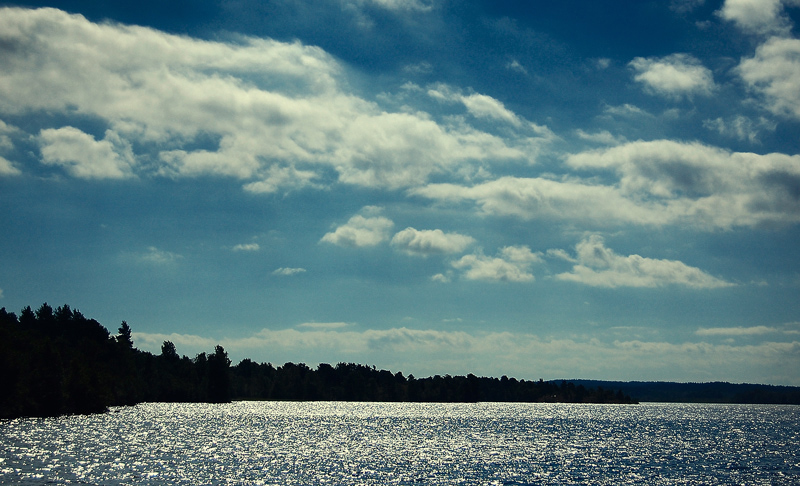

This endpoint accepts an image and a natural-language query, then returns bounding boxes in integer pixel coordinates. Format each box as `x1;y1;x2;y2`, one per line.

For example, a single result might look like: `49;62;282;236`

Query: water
1;402;799;485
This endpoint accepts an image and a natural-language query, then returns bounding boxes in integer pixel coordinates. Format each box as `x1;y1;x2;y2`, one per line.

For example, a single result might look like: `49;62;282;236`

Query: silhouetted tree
117;321;133;349
207;345;231;403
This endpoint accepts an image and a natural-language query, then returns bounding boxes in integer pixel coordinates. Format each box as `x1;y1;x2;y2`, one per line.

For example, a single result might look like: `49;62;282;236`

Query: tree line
0;303;634;420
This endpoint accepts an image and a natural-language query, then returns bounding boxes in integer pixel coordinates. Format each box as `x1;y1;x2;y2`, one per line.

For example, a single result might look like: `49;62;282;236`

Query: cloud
506;59;528;75
272;267;307;276
412;176;673;226
565;139;800;228
0;288;4;299
0;156;20;176
696;326;777;336
629;54;715;99
451;246;542;282
391;227;474;256
0;121;21;175
38;127;134;179
297;321;351;329
0;7;533;191
575;129;626;145
555;235;734;289
717;0;796;35
738;37;800;120
703;115;777;143
427;84;523;127
413;137;800;229
242;165;320;194
139;246;182;265
603;104;651;117
232;243;260;252
321;209;394;247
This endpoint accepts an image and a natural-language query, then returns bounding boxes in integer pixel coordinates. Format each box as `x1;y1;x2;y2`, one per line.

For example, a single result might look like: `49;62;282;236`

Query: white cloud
703;115;777;143
738;37;800;120
272;267;307;276
555;235;734;289
603;103;651;117
297;321;351;329
414;137;800;229
321;209;394;247
139;246;182;265
0;288;4;299
575;129;626;145
0;121;21;175
427;84;523;127
411;176;672;226
242;165;320;194
391;227;474;256
460;93;522;127
565;139;800;228
717;0;795;35
451;246;542;282
39;127;134;179
696;326;777;336
629;54;715;99
0;156;21;176
0;7;532;191
233;243;260;252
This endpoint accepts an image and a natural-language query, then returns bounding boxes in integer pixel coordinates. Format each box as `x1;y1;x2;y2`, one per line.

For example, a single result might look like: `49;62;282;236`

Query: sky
1;0;800;385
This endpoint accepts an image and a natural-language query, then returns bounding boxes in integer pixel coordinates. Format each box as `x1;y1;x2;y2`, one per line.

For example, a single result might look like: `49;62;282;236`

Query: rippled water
1;402;799;485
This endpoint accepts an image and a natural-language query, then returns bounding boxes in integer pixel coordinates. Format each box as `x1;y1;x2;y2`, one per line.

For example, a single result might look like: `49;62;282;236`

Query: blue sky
1;0;799;385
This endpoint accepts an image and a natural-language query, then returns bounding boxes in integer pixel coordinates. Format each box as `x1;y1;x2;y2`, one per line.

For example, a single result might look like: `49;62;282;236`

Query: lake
1;401;798;485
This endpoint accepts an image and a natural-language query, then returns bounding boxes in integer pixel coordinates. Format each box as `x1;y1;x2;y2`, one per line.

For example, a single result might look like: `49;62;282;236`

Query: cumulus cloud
565;140;800;228
413;137;800;229
39;127;134;179
272;267;307;276
555;235;734;288
0;7;537;192
629;54;716;99
451;245;542;282
717;0;797;35
738;37;800;120
391;227;474;256
321;209;394;247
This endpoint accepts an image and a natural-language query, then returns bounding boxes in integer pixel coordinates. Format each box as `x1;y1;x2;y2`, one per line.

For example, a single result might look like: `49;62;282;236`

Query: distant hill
557;380;800;405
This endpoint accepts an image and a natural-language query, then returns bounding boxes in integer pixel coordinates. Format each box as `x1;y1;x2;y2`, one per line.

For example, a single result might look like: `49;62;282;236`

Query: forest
0;303;635;419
